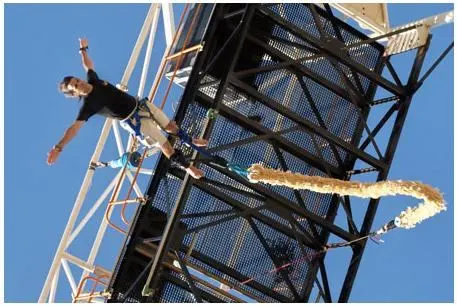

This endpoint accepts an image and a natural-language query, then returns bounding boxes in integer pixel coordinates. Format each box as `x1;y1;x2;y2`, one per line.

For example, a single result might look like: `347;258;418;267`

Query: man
47;38;206;179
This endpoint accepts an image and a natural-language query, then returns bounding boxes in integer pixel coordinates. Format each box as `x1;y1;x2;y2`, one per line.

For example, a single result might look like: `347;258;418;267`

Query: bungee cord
247;163;446;230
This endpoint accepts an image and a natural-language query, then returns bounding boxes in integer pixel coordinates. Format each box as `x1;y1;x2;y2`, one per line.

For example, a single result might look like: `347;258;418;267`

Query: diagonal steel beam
174;250;204;302
247;218;301;300
317;4;366;96
197;91;343;176
359;103;398;151
295;75;345;170
269;33;321;53
184;204;267;235
338;37;431;302
173;169;321;249
206;125;301;154
245;32;353;101
318;259;332;302
229;77;387;171
307;5;386;161
202;177;265;201
205;164;357;242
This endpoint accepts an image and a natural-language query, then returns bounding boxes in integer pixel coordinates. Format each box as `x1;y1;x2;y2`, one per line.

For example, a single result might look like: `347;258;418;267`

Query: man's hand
79;38;89;49
46;121;84;166
47;147;61;165
78;38;94;71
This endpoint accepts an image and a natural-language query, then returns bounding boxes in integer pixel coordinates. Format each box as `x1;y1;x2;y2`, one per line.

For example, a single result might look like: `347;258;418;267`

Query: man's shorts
120;100;170;147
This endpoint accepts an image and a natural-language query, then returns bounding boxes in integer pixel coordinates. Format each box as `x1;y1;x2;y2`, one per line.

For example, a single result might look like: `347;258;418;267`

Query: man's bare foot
91;161;108;168
192;138;208;147
186;166;204;179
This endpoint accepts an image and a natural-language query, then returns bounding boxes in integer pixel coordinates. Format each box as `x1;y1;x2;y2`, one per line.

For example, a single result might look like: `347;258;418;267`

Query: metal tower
39;3;453;303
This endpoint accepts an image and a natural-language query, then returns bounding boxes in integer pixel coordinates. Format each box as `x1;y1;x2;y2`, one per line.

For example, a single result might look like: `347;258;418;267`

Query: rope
247;164;446;230
229;231;379;292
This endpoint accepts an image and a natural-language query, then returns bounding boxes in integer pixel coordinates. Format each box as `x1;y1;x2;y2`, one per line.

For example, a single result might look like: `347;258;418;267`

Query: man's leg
158;142;204;179
164;121;208;147
147;102;208;147
138;114;203;179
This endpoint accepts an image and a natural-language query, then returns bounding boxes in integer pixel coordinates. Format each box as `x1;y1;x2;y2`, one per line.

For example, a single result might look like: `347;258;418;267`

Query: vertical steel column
338;37;431;302
141;4;258;297
146;5;256;297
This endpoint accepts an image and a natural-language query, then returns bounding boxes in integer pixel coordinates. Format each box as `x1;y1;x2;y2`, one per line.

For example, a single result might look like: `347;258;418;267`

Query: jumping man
47;38;206;179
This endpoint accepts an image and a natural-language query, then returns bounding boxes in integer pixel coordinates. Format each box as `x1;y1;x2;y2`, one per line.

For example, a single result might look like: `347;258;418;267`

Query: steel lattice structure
39;3;453;303
105;3;444;303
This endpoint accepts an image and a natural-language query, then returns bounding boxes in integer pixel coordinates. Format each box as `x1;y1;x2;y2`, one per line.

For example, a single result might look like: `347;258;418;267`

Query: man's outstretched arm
47;120;85;165
79;38;94;72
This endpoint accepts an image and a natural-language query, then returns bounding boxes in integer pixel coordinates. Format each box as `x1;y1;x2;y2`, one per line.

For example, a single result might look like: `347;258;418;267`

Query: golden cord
247;164;446;229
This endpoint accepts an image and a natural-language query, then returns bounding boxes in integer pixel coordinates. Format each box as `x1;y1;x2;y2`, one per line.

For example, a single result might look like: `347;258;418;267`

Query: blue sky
4;3;454;303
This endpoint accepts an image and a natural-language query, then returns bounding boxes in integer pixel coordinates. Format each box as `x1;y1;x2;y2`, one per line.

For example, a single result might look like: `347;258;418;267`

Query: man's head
59;76;90;99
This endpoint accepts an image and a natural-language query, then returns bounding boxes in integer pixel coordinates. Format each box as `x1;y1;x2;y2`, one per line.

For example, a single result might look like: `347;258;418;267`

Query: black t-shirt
76;70;137;121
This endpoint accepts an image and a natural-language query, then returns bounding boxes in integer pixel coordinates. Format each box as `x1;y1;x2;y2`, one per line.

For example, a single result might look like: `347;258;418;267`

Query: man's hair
58;76;80;99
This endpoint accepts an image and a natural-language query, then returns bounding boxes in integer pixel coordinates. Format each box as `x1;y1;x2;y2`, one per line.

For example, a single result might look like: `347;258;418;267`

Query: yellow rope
247;164;446;229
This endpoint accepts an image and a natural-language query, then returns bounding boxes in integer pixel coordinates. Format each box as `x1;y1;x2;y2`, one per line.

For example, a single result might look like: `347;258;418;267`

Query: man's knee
164;121;178;134
158;141;174;158
140;121;168;148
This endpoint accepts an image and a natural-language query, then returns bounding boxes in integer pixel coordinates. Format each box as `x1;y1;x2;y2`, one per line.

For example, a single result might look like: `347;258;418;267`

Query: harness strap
123;99;146;138
177;128;193;146
124;99;222;169
176;129;212;159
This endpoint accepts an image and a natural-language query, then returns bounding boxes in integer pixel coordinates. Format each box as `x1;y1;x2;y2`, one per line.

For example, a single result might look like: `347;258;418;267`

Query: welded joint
102;289;112;299
93;266;112;278
116;83;129;92
139;195;150;206
185;232;199;260
73;289;112;302
108;196;147;206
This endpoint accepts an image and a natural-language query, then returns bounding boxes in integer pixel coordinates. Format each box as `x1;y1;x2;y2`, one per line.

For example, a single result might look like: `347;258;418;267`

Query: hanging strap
123;98;149;139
